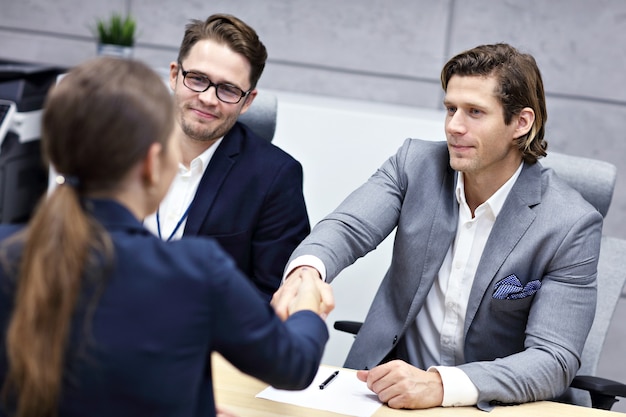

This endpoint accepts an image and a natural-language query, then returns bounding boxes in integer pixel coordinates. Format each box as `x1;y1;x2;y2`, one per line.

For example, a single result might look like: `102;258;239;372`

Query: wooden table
212;354;621;417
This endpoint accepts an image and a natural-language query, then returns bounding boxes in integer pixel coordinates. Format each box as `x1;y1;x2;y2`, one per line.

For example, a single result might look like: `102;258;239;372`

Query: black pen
318;370;339;390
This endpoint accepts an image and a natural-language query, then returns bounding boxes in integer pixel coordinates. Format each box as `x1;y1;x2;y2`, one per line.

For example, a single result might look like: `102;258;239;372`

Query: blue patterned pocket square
493;274;541;300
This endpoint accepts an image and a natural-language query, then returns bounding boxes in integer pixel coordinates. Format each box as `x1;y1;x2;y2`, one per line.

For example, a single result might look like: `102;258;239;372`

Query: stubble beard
179;110;236;144
181;118;219;143
449;154;480;174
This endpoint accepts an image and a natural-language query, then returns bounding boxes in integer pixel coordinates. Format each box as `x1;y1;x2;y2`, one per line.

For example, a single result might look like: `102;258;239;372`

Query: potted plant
94;12;137;58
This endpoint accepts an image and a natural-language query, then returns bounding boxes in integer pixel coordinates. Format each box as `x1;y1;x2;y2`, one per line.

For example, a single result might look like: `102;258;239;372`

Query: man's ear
514;107;535;139
168;61;178;92
142;142;163;188
238;88;257;116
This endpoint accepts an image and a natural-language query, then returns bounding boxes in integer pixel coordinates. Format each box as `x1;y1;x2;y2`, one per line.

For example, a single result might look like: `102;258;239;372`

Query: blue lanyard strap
156;204;192;242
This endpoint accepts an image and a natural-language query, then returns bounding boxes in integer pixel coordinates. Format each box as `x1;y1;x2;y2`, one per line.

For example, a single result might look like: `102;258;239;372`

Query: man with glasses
144;14;310;301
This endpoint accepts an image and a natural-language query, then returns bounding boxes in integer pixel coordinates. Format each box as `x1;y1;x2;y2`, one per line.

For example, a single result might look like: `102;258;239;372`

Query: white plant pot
97;44;134;59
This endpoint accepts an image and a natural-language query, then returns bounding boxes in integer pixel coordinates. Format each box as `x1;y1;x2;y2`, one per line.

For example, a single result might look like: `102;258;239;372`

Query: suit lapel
464;162;542;335
404;163;459;329
183;128;243;235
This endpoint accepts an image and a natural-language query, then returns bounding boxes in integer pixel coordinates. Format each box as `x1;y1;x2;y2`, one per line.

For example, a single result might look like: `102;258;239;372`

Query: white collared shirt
408;163;523;406
144;138;223;241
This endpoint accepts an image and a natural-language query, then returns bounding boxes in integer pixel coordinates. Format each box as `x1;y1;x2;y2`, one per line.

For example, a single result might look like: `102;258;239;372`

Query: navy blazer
0;199;328;417
184;122;310;300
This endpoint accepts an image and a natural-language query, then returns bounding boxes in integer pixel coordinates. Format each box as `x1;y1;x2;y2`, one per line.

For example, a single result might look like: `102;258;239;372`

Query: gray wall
2;0;626;408
1;0;624;239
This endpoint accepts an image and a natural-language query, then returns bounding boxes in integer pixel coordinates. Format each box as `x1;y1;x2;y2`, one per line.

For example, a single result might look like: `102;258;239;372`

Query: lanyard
156;204;192;242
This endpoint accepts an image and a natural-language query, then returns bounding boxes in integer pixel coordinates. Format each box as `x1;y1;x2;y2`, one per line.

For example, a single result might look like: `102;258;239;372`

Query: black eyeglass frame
178;63;251;104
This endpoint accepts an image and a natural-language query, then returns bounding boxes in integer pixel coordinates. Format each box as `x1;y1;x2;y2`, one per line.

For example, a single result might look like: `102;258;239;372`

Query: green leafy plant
95;13;136;47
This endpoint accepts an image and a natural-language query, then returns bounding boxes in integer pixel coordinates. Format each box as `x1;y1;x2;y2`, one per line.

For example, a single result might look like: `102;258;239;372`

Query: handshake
271;266;335;321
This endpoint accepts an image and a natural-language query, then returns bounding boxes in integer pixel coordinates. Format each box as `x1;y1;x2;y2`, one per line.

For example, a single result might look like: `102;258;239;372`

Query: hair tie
55;174;81;189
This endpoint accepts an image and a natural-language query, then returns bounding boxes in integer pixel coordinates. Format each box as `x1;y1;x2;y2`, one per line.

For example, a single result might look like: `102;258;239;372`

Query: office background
2;0;625;238
2;0;625;411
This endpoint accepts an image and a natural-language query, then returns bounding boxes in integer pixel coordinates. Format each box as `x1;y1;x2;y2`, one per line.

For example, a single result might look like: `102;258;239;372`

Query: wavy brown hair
441;43;548;164
1;57;174;417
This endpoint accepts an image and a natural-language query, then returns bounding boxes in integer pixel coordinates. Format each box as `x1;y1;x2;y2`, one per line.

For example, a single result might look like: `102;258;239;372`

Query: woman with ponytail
0;57;333;417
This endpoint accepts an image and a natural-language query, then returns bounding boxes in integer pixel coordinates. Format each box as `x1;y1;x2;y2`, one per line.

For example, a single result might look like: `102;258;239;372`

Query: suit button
392;335;398;345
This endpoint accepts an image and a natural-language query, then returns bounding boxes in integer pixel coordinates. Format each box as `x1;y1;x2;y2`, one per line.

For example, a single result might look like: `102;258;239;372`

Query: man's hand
271;266;334;321
356;360;444;409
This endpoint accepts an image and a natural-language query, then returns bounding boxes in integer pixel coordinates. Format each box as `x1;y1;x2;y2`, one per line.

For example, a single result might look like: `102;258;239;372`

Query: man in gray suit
273;43;602;410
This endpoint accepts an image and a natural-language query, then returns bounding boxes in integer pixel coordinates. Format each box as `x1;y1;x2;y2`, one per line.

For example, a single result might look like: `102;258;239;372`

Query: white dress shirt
144;138;223;241
285;162;523;407
407;162;522;406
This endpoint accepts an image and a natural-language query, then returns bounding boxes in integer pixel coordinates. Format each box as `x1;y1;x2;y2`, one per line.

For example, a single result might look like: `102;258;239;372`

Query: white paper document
256;365;382;417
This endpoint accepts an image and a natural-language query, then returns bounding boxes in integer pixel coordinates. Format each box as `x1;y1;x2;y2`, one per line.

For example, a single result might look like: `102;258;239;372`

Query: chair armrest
333;321;363;335
571;375;626;410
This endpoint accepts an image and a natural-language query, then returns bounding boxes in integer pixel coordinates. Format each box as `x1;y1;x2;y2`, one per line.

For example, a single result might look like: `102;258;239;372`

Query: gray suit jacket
289;139;602;407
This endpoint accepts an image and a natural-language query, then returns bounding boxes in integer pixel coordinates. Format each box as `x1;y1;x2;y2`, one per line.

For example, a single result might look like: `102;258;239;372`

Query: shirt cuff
283;255;327;281
429;366;479;407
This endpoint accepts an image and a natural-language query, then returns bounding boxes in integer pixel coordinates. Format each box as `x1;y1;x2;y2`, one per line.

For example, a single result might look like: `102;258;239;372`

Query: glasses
178;64;250;104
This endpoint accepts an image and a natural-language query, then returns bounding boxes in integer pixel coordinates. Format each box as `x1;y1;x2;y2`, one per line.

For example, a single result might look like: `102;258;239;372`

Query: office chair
334;151;626;410
237;90;278;143
568;235;626;409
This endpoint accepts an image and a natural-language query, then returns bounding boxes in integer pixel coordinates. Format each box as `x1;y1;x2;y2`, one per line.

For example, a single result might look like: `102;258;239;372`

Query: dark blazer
0;199;328;417
185;122;310;300
289;139;602;408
